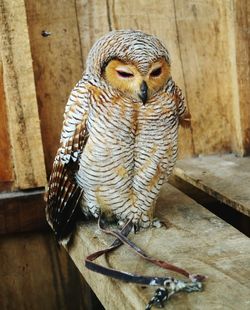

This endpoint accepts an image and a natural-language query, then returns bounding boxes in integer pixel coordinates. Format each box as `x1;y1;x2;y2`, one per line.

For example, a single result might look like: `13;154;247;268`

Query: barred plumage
46;30;190;243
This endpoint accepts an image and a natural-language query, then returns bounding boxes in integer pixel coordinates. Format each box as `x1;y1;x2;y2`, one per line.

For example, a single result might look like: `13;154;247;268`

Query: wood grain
0;190;47;234
75;0;110;67
0;232;103;310
66;184;250;310
0;0;46;189
0;57;13;185
174;154;250;217
173;0;239;155
234;0;250;155
25;0;84;175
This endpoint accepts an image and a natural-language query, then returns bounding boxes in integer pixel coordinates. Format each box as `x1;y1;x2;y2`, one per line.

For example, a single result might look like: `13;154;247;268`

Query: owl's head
86;30;171;104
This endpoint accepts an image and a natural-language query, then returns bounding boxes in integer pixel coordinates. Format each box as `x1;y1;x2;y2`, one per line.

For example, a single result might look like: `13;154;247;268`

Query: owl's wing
174;84;191;128
46;79;90;243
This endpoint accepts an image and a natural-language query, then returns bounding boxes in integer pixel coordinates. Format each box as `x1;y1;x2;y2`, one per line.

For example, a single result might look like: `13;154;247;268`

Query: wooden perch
173;154;250;217
66;184;250;310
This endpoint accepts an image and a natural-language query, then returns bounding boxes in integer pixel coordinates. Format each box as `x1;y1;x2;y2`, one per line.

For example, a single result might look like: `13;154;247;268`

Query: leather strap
85;217;205;286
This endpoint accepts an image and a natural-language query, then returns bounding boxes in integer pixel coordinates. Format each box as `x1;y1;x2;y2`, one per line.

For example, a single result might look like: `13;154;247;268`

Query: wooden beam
173;154;250;217
0;189;47;234
0;232;103;310
0;0;46;189
66;184;250;309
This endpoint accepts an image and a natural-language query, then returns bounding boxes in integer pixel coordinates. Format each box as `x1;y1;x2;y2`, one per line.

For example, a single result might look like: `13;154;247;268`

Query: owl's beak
139;81;148;104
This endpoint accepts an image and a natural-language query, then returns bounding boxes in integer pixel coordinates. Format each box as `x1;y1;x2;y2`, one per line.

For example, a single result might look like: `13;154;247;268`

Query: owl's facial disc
103;58;170;104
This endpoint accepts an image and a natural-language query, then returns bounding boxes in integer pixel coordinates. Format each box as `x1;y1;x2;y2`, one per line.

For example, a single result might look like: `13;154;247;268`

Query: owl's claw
117;219;126;230
133;222;140;234
151;218;165;228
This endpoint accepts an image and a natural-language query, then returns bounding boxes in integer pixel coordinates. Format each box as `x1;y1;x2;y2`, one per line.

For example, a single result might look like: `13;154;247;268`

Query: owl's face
85;30;171;104
103;58;170;104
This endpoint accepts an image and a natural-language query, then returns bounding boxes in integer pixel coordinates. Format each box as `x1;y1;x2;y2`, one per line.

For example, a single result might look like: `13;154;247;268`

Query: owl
46;30;190;244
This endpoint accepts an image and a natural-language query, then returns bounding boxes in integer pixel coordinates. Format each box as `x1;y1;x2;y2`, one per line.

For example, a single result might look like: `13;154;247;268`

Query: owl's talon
117;219;126;230
133;223;140;234
151;218;162;228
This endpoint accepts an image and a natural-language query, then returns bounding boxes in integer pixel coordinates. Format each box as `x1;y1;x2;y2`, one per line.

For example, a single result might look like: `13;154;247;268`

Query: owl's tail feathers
45;160;85;244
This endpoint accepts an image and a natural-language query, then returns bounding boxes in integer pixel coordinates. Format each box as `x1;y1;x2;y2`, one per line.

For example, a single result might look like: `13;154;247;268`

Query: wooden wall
0;0;249;228
1;0;250;189
25;0;250;176
0;1;249;308
0;0;46;191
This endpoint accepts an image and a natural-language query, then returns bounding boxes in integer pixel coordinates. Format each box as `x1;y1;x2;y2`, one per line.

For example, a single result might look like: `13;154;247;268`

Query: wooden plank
173;154;250;217
234;0;250;155
66;184;250;310
75;0;110;66
25;0;84;175
173;0;241;155
0;232;103;310
0;57;13;187
0;0;46;189
0;189;47;234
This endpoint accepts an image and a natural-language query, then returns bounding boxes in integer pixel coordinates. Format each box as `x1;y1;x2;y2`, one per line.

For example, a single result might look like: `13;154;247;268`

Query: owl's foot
117;211;162;233
117;216;142;233
117;211;148;232
117;219;126;229
132;212;151;232
132;218;163;233
151;218;163;228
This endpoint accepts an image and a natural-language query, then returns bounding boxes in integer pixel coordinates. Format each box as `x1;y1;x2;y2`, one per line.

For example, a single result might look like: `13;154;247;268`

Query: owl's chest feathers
76;88;179;218
88;87;176;137
84;88;179;162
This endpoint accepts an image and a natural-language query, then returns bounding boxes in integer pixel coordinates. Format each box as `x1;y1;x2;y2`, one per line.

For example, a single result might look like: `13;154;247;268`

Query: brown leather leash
85;217;206;309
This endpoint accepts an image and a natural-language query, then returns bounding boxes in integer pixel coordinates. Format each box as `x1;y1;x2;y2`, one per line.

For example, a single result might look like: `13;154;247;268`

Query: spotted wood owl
46;30;190;243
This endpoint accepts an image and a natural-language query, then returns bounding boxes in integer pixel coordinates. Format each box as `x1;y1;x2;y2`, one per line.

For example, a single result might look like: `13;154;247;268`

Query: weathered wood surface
0;0;46;189
174;154;250;217
172;0;241;156
0;190;47;234
23;0;250;178
234;0;250;155
25;0;84;175
0;232;103;310
67;184;250;310
0;58;13;188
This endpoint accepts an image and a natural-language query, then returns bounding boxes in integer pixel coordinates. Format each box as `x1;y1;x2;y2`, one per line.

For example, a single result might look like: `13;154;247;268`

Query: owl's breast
76;97;136;218
132;95;179;214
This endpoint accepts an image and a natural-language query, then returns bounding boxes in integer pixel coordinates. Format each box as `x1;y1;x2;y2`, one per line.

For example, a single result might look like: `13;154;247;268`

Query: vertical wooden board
105;0;194;157
25;0;84;175
234;0;250;155
75;0;110;68
0;0;46;189
0;58;13;186
173;0;238;155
